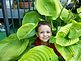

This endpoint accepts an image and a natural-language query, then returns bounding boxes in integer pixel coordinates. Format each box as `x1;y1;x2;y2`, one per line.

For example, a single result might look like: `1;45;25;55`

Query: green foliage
54;20;81;61
55;42;81;61
49;36;56;43
18;45;59;61
77;7;81;14
0;33;29;61
68;20;81;38
60;9;76;23
77;7;81;18
1;0;81;61
17;11;41;40
56;22;80;46
35;0;62;20
17;23;37;40
22;11;41;25
60;8;69;22
17;0;81;61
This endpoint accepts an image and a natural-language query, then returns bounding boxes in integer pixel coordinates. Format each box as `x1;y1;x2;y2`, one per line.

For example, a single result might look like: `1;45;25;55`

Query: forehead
38;25;51;31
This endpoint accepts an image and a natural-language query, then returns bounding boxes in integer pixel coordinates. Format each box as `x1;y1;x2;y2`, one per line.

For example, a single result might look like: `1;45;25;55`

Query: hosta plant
0;0;81;61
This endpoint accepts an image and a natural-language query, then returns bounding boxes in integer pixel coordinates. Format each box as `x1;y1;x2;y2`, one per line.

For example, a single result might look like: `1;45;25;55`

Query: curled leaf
35;0;62;20
56;23;79;46
17;23;37;40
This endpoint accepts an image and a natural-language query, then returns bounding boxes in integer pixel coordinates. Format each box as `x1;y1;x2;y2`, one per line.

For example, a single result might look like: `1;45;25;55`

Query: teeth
44;37;48;39
44;36;48;38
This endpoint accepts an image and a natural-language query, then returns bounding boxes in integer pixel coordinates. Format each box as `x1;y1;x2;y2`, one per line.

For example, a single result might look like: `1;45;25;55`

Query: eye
47;31;50;33
40;31;44;33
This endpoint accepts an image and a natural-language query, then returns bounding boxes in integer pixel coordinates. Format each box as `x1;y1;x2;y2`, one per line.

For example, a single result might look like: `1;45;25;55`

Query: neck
41;41;49;46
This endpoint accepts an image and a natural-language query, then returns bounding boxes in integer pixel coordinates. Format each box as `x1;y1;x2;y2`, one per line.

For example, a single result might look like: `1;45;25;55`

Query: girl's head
36;21;52;42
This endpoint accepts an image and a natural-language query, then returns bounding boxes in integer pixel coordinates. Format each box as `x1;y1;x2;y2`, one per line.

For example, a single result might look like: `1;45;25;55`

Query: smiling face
37;25;52;42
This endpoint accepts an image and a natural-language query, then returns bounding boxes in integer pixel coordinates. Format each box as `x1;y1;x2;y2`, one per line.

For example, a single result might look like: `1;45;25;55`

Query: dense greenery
0;0;81;61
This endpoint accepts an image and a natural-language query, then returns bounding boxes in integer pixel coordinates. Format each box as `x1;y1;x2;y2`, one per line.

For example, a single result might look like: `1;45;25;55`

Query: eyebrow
39;30;51;32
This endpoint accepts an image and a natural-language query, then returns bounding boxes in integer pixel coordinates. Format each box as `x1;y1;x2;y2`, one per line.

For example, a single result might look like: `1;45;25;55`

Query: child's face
37;25;52;42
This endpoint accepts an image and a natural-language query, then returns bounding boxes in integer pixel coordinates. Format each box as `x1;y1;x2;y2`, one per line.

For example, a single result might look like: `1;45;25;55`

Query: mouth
43;37;49;40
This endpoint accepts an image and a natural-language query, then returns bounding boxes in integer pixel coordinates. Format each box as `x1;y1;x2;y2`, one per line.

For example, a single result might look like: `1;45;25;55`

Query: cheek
48;33;52;36
38;34;44;39
39;34;43;38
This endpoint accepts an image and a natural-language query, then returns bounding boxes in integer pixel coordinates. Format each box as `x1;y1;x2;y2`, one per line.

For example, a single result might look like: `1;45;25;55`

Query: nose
43;32;47;36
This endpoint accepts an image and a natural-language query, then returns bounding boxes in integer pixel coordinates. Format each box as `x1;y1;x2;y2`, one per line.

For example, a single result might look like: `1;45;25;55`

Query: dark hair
36;21;52;32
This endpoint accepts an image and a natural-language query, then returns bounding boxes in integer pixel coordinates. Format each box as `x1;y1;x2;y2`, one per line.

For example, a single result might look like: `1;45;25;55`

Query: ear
36;32;38;37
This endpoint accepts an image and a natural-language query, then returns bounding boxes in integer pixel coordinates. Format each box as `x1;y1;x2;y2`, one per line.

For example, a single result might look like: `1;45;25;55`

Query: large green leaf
0;33;29;61
35;0;62;20
19;46;59;61
56;36;79;46
55;43;81;61
22;11;40;25
17;23;37;40
56;23;79;46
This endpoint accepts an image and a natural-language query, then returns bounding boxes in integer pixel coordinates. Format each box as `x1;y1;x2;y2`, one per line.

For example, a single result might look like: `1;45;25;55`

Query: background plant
0;0;81;61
